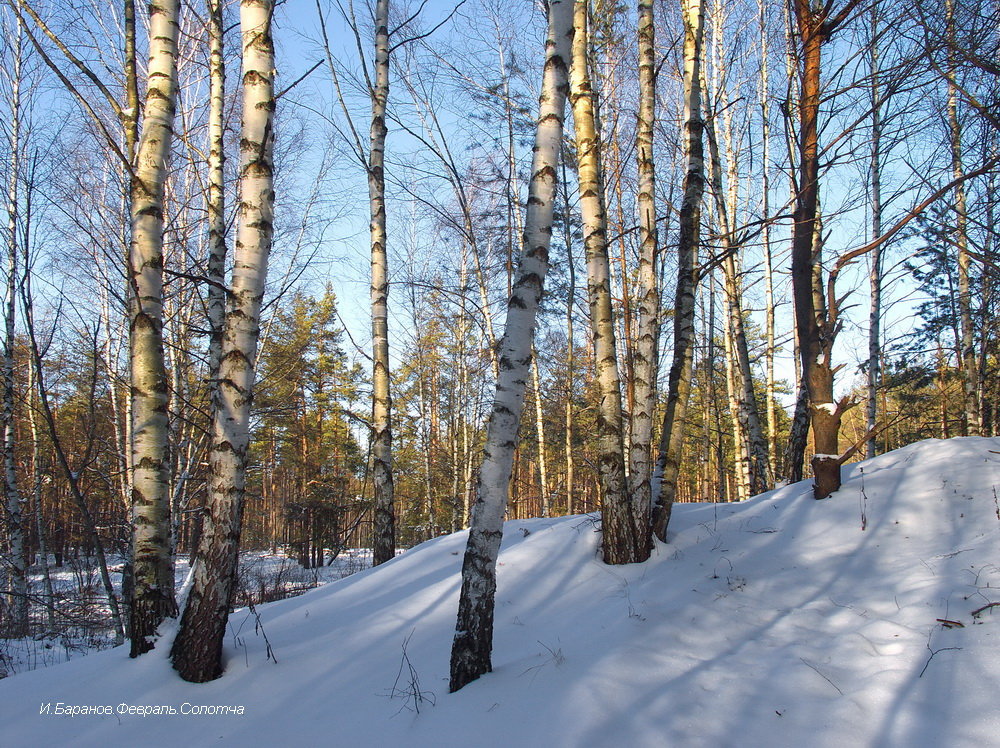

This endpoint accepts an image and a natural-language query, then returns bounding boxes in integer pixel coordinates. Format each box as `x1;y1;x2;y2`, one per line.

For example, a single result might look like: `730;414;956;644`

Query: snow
3;437;1000;746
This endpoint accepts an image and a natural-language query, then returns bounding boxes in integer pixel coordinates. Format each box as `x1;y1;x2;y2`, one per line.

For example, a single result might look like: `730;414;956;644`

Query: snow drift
2;437;999;746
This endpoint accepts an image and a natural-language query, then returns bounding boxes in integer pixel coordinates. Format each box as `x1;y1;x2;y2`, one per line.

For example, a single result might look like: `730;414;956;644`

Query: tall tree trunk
702;99;771;498
784;383;810;483
651;0;705;540
370;0;395;566
27;357;55;631
789;0;858;499
449;0;573;692
782;0;808;486
946;0;981;436
759;0;779;479
562;155;576;516
865;1;882;459
721;299;750;501
129;0;181;656
171;0;276;682
531;345;551;516
2;26;28;636
628;0;658;543
206;0;228;392
570;0;646;563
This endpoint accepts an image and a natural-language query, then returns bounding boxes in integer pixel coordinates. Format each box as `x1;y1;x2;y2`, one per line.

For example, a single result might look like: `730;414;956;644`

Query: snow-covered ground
0;549;371;678
1;437;998;746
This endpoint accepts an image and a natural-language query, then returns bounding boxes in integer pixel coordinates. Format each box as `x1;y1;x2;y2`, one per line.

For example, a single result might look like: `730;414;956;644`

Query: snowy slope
2;437;999;747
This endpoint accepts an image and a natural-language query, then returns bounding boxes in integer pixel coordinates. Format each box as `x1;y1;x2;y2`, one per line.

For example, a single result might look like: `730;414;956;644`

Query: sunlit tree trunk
702;108;771;498
945;0;980;437
171;0;276;682
26;357;55;631
570;0;646;563
789;0;859;499
449;0;573;691
652;0;705;540
628;0;658;542
206;0;227;391
530;345;551;516
865;1;882;459
758;0;778;478
129;0;181;656
370;0;396;565
561;156;577;516
2;26;28;636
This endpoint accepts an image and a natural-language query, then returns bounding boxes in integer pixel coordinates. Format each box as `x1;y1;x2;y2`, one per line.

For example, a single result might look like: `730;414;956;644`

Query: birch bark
206;0;228;392
449;0;573;691
703;110;771;497
865;2;882;459
2;26;27;636
651;0;705;540
946;0;981;436
171;0;275;682
370;0;395;565
128;0;181;656
628;0;658;543
570;0;646;563
758;0;778;478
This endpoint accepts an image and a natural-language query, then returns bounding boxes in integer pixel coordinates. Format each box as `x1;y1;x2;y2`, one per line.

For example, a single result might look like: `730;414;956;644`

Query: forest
0;0;997;692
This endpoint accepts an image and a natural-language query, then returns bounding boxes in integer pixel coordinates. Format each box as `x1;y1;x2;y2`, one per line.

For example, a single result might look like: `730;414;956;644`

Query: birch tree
1;20;28;636
171;0;276;682
569;0;647;563
651;0;705;540
758;0;779;477
865;0;883;459
944;0;980;436
369;0;395;566
702;97;771;499
205;0;228;392
317;0;397;565
449;0;573;691
128;0;181;656
628;0;658;547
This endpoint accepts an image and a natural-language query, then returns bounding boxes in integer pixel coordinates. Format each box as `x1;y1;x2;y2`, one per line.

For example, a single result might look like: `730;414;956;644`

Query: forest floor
1;437;999;746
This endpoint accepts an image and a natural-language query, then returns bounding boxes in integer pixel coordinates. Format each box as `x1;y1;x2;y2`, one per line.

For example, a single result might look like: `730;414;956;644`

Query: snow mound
2;437;999;746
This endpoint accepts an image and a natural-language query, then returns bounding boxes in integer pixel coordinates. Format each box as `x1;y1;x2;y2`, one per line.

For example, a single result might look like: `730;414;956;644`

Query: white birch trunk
206;0;228;392
449;0;573;691
171;0;275;682
370;0;395;565
628;0;658;544
129;0;181;656
27;360;55;630
703;107;771;498
531;345;551;516
2;27;28;635
569;0;646;563
758;0;778;478
946;0;980;436
651;0;705;540
865;2;882;459
562;156;576;516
